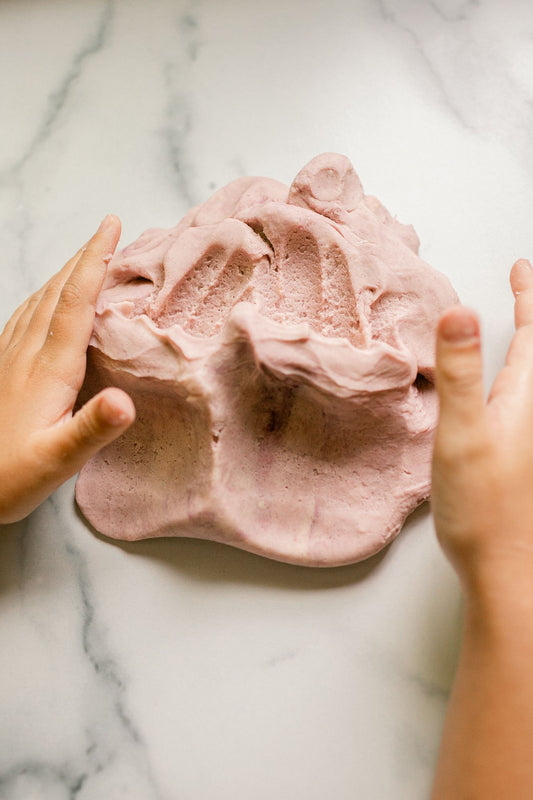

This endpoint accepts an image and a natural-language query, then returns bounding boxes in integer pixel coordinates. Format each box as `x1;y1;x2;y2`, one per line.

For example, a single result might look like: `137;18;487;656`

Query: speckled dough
75;154;458;566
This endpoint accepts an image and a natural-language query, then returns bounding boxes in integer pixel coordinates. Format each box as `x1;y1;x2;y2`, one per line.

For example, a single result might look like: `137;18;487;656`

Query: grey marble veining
2;1;114;182
378;0;533;165
1;487;161;799
0;0;532;797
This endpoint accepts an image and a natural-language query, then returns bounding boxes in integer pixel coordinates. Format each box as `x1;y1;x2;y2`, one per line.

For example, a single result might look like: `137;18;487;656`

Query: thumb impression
435;306;485;434
43;388;135;479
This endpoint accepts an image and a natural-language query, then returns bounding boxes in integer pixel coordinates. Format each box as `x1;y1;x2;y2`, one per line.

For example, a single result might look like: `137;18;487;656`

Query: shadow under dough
74;499;432;592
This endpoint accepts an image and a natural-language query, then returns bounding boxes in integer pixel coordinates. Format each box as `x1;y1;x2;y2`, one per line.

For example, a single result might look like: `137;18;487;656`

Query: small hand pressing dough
75;154;458;566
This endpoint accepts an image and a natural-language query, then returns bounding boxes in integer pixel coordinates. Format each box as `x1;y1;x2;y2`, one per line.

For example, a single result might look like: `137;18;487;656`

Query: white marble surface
1;0;532;797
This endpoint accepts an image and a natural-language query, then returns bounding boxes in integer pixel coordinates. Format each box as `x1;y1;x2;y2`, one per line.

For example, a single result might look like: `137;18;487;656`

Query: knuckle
75;404;106;448
57;281;84;311
25;291;42;310
449;377;477;400
80;239;104;263
433;440;460;470
434;427;490;466
41;280;59;304
438;362;478;394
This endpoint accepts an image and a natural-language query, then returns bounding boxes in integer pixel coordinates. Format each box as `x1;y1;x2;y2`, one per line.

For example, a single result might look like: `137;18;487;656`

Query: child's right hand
0;216;135;525
432;258;533;607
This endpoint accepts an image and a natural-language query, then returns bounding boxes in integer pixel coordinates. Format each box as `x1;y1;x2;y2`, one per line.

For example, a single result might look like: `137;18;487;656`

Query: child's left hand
0;215;135;524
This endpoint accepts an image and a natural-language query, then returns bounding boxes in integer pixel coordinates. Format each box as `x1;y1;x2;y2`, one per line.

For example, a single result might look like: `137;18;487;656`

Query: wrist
462;560;533;645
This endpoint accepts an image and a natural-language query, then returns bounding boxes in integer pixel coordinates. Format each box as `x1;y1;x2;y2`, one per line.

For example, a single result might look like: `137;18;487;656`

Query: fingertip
437;305;480;345
95;215;122;254
512;257;532;272
97;387;136;428
510;258;533;296
98;214;121;234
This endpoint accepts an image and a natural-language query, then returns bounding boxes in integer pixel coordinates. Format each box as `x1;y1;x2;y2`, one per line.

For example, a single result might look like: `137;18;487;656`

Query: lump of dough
75;153;458;567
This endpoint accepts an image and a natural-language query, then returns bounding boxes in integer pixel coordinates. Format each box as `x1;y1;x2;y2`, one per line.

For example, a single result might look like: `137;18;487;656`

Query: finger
1;295;34;342
434;306;485;433
510;258;533;329
40;215;121;364
0;292;42;351
496;260;533;376
35;387;135;479
24;243;88;349
0;243;87;352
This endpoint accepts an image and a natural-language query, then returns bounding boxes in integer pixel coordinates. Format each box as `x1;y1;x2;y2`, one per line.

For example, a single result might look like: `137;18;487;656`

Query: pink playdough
75;154;458;566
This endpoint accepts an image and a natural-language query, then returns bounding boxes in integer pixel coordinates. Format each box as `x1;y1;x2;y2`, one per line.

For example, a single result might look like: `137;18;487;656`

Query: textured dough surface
75;154;458;566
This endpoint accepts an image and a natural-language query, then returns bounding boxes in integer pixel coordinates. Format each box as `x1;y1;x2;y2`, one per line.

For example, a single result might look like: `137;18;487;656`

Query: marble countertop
1;1;532;798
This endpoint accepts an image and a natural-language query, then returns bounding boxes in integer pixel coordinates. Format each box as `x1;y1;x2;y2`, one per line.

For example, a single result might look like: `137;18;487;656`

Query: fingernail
441;310;479;343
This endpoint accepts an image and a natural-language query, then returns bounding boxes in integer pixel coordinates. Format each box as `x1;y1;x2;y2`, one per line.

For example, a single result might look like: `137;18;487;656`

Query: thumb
43;388;135;478
435;306;485;433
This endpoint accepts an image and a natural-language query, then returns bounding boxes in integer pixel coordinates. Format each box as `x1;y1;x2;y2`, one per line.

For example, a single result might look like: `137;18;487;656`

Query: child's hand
431;261;533;798
0;215;135;524
432;258;533;602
